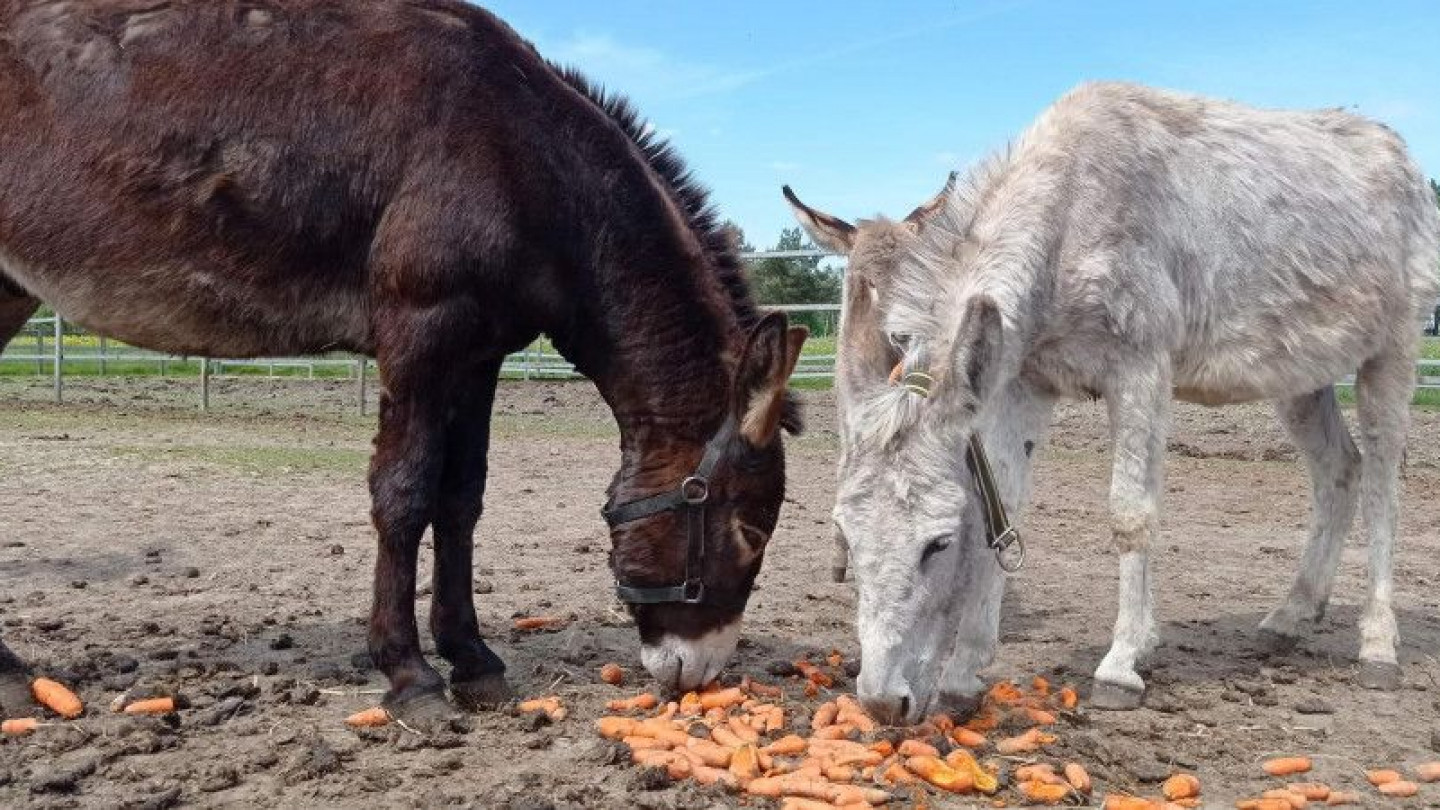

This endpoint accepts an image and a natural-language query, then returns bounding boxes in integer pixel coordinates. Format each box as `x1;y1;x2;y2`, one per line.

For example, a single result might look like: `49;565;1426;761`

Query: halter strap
965;435;1025;573
602;418;736;605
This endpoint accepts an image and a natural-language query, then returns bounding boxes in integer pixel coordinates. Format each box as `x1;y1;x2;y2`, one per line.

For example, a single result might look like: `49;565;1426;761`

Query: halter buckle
992;527;1025;573
681;475;710;505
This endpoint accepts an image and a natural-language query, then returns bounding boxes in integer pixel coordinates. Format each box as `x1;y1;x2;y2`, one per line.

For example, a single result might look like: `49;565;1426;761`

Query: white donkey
785;82;1440;723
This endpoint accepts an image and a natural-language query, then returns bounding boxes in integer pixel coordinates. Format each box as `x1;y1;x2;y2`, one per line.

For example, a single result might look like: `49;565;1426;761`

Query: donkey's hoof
1357;660;1401;691
1089;681;1144;710
0;673;35;718
383;686;457;731
451;673;512;711
1256;628;1301;656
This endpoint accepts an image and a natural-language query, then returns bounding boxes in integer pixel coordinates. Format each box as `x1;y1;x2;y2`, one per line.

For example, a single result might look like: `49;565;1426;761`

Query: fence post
200;358;210;412
52;316;63;404
356;357;367;416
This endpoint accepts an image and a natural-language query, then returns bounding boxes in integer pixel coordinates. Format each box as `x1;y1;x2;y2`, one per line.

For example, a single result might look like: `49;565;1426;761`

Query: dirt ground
0;376;1438;809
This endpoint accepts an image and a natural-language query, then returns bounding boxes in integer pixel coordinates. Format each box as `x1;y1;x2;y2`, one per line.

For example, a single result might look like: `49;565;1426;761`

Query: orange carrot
512;615;566;631
896;739;940;758
1015;764;1062;785
623;735;671;751
31;678;83;719
699;687;745;711
742;677;784;699
606;693;659;713
881;761;917;785
946;749;998;793
124;697;176;716
827;650;844;668
517;696;566;721
812;723;856;741
926;713;957;734
633;749;691;780
812;701;839;729
795;660;834;688
729;743;760;782
906;755;974;793
1162;774;1201;801
1377;781;1418;797
599;663;625;686
2;717;39;736
692;764;739;787
1057;686;1079;709
597;716;638;740
727;715;760;744
1287;784;1330;801
1365;769;1400;786
1025;707;1058;726
1064;762;1093;794
1031;676;1052;696
1019;780;1069;805
951;727;987;748
1323;792;1360;806
995;727;1053;754
1236;800;1294;810
1261;789;1308;810
685;737;733;768
345;706;390;727
986;680;1024;705
868;740;895;757
745;775;834;800
1415;762;1440;782
712;725;746;749
1262;757;1312;777
1171;799;1202;809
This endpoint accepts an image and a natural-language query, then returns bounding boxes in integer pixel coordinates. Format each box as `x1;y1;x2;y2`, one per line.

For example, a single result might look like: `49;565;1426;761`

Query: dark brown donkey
0;0;806;723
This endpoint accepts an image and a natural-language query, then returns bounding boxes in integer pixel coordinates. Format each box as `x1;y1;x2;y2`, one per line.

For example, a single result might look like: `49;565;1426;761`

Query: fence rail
4;307;1440;413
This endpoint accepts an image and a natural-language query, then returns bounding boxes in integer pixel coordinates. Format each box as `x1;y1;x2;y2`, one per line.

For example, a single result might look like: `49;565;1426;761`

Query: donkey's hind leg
1352;351;1414;690
428;356;511;709
1258;386;1360;651
0;289;39;716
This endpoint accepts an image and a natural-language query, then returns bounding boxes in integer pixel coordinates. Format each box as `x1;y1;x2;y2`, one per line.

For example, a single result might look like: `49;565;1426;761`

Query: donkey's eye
920;535;952;566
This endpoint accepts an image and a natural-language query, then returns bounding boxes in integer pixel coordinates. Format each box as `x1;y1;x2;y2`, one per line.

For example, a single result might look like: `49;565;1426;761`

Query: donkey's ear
733;312;809;446
947;296;1004;405
904;171;958;228
783;186;856;254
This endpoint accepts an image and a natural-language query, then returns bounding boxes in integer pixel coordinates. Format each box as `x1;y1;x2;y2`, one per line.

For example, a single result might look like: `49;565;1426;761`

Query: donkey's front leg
1091;364;1170;710
429;357;511;708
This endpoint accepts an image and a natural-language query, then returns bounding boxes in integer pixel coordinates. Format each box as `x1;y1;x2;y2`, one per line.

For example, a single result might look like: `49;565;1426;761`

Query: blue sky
484;0;1439;248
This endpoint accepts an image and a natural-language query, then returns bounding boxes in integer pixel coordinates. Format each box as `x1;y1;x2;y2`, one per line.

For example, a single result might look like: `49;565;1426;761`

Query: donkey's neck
972;377;1055;520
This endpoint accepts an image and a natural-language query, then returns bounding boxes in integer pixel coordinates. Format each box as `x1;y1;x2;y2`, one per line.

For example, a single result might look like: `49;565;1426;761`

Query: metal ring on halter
992;528;1025;573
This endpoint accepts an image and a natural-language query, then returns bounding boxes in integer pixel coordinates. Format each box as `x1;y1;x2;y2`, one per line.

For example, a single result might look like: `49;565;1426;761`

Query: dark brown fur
0;0;803;719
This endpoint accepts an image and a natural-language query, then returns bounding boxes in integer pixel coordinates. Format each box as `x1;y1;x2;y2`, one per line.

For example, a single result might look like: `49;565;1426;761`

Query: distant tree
737;227;842;335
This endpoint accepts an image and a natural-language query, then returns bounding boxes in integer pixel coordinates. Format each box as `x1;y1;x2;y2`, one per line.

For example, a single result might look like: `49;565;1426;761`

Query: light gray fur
791;82;1440;722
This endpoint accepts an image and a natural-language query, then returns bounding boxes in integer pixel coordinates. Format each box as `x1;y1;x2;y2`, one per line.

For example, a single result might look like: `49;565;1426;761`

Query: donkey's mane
552;66;761;333
551;65;801;431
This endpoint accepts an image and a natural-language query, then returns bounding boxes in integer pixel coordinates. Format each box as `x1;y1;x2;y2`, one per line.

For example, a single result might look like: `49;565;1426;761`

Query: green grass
1422;337;1440;360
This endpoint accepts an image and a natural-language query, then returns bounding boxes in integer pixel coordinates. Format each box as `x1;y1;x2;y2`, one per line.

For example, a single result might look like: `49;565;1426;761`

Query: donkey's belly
0;247;371;358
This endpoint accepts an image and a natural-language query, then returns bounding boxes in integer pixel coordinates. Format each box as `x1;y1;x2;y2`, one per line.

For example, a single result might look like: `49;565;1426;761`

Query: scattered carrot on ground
1322;791;1360;805
1261;757;1312;777
606;692;659;713
31;677;83;719
345;706;390;728
1286;783;1330;801
2;717;39;735
1376;780;1418;797
123;696;176;716
512;616;567;631
1416;761;1440;782
599;663;625;686
1161;773;1201;801
517;696;566;721
1064;762;1092;794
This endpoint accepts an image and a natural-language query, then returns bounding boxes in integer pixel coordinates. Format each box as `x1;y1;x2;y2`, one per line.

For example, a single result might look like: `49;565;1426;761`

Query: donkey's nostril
898;695;911;719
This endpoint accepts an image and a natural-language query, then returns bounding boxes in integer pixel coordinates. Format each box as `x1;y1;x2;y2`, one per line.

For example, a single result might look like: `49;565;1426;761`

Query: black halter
964;434;1025;573
602;418;736;605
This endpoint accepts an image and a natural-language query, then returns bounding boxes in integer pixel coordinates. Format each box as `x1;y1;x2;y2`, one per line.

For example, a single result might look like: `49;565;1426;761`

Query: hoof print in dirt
29;753;99;794
1089;681;1144;710
1357;660;1401;691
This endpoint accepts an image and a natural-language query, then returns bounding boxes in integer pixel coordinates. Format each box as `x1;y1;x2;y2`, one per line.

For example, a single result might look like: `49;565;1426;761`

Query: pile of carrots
588;658;1108;808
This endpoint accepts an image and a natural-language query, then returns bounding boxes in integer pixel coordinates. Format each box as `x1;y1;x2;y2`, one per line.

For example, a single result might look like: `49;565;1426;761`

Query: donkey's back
0;0;543;357
1024;83;1440;403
